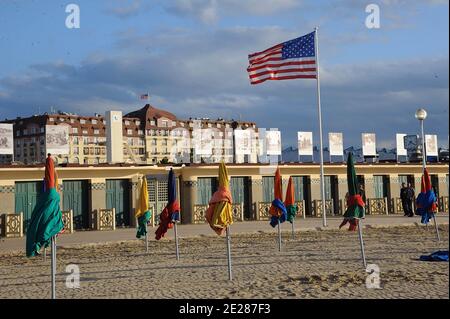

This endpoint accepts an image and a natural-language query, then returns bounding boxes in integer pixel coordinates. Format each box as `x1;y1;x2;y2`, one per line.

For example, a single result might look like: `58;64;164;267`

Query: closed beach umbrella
205;161;233;280
416;168;437;225
339;152;367;268
26;154;64;257
284;177;297;223
155;168;180;240
269;167;287;228
205;162;233;236
339;152;365;231
135;177;151;244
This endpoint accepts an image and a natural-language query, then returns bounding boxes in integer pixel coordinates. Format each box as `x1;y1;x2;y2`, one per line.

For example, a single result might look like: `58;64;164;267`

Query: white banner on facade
193;128;212;155
328;132;343;156
0;123;14;155
298;132;313;156
234;129;252;155
266;130;281;155
46;125;69;155
362;133;377;156
425;134;438;156
396;133;407;156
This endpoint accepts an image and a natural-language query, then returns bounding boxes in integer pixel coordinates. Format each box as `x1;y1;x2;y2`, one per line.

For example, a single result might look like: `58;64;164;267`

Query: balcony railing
0;212;23;238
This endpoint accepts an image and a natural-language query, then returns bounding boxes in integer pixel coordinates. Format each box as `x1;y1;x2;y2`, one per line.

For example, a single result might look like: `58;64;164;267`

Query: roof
125;104;177;122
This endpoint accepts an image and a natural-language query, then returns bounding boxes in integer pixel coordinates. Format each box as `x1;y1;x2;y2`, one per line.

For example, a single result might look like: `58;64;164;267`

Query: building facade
0;104;259;165
0;162;448;236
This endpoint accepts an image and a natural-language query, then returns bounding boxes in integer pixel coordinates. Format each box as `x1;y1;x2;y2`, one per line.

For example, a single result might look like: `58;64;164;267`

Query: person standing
400;183;409;216
406;183;415;217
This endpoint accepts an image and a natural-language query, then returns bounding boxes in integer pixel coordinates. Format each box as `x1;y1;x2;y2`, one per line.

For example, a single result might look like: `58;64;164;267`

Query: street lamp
415;108;427;170
415;108;440;241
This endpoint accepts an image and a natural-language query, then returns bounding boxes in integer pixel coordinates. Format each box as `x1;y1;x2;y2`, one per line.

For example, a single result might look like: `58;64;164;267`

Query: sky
0;0;448;149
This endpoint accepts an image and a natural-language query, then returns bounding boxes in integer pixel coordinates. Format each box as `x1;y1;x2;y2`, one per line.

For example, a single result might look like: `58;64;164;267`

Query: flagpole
226;226;232;281
291;219;295;239
51;235;56;299
314;26;327;227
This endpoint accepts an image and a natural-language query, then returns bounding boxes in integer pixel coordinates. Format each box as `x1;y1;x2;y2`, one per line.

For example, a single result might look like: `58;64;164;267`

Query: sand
0;224;448;299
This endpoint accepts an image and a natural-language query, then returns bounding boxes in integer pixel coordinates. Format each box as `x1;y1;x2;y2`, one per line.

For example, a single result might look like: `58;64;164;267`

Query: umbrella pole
174;222;180;261
357;219;367;269
291;219;295;240
226;226;232;281
51;235;56;299
44;247;46;261
145;223;149;253
277;219;282;252
432;214;441;242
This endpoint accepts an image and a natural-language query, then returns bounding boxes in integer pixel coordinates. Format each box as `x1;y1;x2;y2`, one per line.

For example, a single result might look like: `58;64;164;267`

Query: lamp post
415;108;440;242
415;108;427;169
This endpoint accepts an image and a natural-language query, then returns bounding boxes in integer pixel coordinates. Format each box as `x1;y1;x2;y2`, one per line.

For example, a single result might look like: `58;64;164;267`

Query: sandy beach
0;224;448;299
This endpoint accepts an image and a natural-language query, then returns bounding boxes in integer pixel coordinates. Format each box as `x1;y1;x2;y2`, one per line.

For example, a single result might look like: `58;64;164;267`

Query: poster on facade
45;125;69;155
0;123;14;155
362;133;377;156
234;129;252;155
328;132;343;156
298;132;313;156
193;128;212;155
266;130;281;155
425;134;438;156
396;133;407;156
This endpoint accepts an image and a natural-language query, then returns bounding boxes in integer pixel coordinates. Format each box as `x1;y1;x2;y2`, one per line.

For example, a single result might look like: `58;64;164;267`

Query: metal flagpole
44;247;47;261
357;219;367;269
226;226;232;281
277;219;282;252
174;221;180;261
51;236;56;299
420;119;440;242
314;26;327;227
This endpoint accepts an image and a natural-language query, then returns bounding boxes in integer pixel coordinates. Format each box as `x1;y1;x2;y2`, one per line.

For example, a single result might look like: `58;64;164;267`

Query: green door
15;181;43;232
230;177;251;220
63;180;89;229
106;179;131;227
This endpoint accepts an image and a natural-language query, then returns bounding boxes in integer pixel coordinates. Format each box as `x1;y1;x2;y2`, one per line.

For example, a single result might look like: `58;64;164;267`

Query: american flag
140;93;149;100
247;31;317;85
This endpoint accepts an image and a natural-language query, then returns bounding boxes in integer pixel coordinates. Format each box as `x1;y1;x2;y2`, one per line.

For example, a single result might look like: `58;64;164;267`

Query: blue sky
0;0;448;149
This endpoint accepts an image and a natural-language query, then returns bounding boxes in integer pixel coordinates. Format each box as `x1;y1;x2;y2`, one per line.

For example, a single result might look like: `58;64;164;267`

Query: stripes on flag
247;31;317;85
140;94;149;100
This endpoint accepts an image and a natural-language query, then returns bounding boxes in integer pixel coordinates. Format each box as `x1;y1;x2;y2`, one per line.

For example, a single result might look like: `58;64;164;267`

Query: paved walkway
1;215;448;253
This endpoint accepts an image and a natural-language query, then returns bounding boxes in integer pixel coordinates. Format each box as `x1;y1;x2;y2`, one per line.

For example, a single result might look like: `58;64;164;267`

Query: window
127;129;133;135
150;120;155;125
73;147;79;155
59;118;65;122
161;120;168;127
83;137;89;144
138;130;144;135
80;119;86;124
82;130;88;135
172;121;176;127
92;119;97;125
23;129;28;135
16;131;20;137
217;123;221;128
40;127;45;133
72;128;78;134
30;127;36;134
136;120;141;125
94;129;100;135
70;119;75;124
125;120;130;125
49;118;54;122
